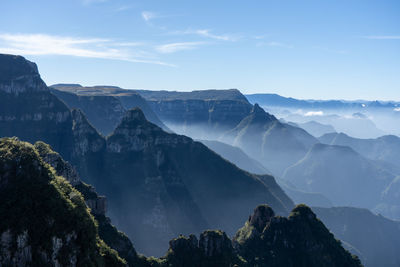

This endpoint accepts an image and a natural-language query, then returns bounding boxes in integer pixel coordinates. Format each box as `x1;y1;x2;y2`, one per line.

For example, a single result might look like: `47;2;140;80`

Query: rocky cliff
0;55;75;159
0;138;126;266
50;84;168;134
136;89;254;139
233;204;362;267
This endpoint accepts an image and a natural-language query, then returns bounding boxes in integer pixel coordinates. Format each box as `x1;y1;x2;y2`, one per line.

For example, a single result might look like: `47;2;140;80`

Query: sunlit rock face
0;54;75;159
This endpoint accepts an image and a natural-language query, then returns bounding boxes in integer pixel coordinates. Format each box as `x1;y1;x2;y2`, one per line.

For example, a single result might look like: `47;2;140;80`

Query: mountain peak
248;204;275;232
251;103;264;113
0;54;48;94
121;107;148;124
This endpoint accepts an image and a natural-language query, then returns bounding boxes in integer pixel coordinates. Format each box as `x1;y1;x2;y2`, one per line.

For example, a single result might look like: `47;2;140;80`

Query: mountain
79;108;294;256
284;112;386;139
33;140;147;266
314;207;400;267
0;138;360;267
0;54;294;257
289;120;336;138
282;143;395;209
50;84;168;134
198;139;270;175
246;93;398;110
232;204;362;267
0;138;126;266
222;104;318;176
136;89;254;139
147;204;362;267
0;54;75;159
319;132;400;172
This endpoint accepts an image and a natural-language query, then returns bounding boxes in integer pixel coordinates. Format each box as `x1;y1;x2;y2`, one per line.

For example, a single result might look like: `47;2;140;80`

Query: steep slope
0;54;74;159
222;104;318;176
51;84;168;133
314;207;400;267
33;141;147;266
198;139;269;175
319;132;400;171
0;138;125;266
282;143;394;209
80;108;293;256
232;204;362;267
50;88;126;135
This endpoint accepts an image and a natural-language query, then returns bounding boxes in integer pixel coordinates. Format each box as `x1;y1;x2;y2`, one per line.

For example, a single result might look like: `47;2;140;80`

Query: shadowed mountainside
50;84;168;135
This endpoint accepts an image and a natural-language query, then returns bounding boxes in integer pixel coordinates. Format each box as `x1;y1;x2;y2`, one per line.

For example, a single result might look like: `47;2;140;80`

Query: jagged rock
163;231;245;267
71;108;105;156
233;204;363;267
248;204;275;232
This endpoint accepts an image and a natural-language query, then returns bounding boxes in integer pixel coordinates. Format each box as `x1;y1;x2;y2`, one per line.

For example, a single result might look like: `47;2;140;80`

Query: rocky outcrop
163;231;245;267
71;108;105;156
0;54;47;94
233;204;363;267
0;138;126;266
0;54;75;159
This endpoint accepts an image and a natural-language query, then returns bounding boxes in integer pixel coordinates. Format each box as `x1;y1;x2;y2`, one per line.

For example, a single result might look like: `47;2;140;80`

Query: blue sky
0;0;399;100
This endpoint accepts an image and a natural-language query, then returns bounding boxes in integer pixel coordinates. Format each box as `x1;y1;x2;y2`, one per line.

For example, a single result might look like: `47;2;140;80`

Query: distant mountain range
246;93;400;109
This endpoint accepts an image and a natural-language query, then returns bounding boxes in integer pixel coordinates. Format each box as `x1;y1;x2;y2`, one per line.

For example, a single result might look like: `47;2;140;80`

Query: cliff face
33;140;145;266
0;55;75;159
0;138;125;266
50;88;126;135
136;89;254;139
50;85;169;134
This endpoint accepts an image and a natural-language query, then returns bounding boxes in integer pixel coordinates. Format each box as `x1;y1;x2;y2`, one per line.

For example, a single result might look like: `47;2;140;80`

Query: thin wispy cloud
169;29;240;41
363;35;400;40
0;33;173;66
142;11;157;22
155;42;206;54
261;41;294;48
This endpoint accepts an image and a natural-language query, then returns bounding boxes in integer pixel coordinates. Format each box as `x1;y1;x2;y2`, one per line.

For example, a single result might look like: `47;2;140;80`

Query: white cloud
142;11;156;22
0;33;173;66
363;35;400;40
170;29;240;41
394;108;400;112
194;29;239;41
304;111;324;117
155;42;206;54
257;42;294;48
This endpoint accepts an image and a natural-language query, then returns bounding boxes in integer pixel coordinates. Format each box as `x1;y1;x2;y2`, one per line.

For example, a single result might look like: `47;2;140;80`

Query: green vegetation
0;137;125;266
